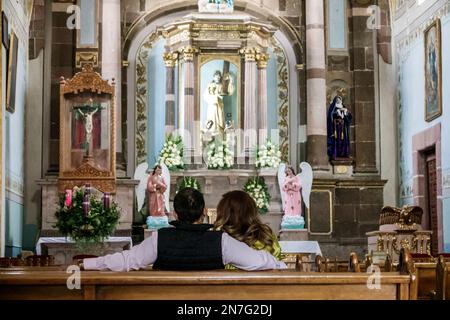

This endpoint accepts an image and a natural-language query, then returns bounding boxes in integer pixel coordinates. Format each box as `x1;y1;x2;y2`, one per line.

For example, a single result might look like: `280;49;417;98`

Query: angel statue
277;163;313;230
134;163;171;230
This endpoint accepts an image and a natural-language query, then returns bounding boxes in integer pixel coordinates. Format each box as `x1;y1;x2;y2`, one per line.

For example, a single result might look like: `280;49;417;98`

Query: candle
85;183;91;195
103;193;110;210
64;189;72;208
83;194;90;217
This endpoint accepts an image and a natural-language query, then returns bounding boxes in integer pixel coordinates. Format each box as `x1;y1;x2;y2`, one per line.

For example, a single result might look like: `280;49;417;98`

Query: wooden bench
0;269;413;300
405;253;450;300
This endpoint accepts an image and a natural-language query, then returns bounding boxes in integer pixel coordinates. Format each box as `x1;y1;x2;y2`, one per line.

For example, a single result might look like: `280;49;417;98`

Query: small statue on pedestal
277;163;313;230
134;163;171;230
327;95;352;161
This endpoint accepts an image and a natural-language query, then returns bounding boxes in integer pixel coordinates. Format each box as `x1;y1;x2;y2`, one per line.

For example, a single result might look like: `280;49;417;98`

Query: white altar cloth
36;237;133;255
279;241;322;256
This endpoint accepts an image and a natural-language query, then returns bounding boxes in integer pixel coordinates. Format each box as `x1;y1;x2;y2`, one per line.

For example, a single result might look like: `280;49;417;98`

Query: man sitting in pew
81;188;287;272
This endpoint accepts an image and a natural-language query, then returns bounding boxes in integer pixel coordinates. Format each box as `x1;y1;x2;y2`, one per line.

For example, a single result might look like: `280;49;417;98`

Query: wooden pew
0;269;413;300
434;256;450;300
402;253;450;300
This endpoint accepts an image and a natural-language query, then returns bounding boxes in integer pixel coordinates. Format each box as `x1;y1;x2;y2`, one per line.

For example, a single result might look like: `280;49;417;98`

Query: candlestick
83;194;90;217
103;193;110;210
85;183;91;195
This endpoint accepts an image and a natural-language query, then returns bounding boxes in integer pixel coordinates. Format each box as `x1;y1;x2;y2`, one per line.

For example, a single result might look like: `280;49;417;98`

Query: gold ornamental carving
179;46;199;62
75;52;99;68
256;52;269;69
163;51;179;68
239;47;258;62
60;64;115;95
379;205;423;230
198;30;240;41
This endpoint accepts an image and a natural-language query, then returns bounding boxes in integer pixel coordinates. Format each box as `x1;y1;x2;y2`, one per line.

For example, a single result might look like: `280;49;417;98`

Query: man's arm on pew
83;232;158;271
222;233;287;270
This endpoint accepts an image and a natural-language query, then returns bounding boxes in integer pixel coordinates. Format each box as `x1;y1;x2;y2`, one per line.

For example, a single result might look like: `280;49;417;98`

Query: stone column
305;0;328;171
163;52;178;134
102;0;122;154
256;52;269;144
240;47;258;157
179;46;198;159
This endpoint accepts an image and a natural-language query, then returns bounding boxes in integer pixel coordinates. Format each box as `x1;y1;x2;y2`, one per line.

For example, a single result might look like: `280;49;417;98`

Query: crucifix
72;98;103;157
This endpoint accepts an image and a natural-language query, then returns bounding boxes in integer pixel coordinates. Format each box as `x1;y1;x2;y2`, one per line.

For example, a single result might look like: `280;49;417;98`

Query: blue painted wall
398;13;450;252
147;38;167;166
2;2;27;257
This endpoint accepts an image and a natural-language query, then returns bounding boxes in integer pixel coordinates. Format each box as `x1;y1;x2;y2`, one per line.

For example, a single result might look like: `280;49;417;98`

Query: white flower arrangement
255;140;282;168
206;140;234;169
157;134;184;170
244;177;270;214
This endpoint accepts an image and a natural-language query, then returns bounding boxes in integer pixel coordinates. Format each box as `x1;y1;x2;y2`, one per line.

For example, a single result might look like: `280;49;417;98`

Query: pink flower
64;190;73;208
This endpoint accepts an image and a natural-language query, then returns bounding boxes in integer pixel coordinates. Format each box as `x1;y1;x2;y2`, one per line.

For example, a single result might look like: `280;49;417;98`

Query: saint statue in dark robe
327;96;352;160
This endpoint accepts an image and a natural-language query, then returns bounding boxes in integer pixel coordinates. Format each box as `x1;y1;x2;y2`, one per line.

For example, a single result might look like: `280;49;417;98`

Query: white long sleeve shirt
84;232;287;271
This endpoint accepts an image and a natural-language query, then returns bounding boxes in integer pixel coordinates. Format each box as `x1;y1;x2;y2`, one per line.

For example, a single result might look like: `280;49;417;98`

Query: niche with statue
58;64;116;194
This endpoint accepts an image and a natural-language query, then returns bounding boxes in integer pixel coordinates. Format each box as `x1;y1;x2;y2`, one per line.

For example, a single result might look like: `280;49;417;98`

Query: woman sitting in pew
214;191;283;269
80;188;287;272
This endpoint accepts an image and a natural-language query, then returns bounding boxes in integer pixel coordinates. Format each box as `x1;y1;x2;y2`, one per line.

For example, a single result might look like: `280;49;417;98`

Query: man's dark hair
173;188;205;223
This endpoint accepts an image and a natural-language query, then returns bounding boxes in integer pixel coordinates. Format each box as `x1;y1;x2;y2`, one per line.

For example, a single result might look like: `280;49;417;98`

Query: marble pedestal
40;240;131;265
331;159;354;177
279;229;309;241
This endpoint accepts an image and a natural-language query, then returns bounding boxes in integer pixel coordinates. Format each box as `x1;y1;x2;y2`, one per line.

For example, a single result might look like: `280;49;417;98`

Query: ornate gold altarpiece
58;64;116;194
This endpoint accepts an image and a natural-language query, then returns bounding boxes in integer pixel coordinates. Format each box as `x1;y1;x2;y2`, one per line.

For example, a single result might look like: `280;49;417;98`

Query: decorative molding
179;46;199;62
60;64;113;95
4;0;29;46
395;1;450;55
256;52;269;69
239;47;258;62
75;52;99;68
272;39;289;163
163;51;179;68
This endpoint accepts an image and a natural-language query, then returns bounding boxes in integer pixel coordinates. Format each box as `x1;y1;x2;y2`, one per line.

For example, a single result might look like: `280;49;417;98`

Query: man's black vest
153;221;224;271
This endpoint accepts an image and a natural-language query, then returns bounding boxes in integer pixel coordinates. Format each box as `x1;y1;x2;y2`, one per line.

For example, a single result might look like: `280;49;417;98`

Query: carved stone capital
163;51;179;68
256;52;270;69
179;46;199;62
239;47;258;62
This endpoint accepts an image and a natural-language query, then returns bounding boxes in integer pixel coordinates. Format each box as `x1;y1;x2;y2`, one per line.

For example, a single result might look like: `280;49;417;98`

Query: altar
35;236;132;265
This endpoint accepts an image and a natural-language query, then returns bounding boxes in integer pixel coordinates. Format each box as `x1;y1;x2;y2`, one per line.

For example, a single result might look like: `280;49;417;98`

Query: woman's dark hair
214;190;274;251
152;165;162;175
173;188;205;223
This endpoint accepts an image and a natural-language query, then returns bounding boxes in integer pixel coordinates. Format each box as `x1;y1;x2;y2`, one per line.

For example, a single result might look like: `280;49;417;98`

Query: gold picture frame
6;30;18;114
424;19;442;122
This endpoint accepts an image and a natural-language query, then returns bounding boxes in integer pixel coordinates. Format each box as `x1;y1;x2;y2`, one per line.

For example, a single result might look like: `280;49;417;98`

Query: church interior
0;0;449;300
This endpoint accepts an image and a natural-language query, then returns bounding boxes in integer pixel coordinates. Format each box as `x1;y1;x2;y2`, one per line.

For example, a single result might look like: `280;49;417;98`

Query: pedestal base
38;238;132;265
331;159;354;176
279;229;309;241
146;216;170;230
